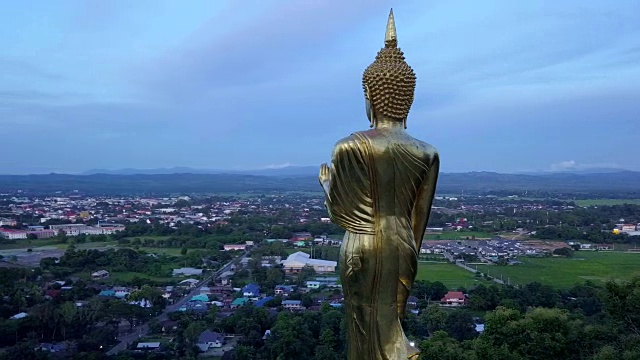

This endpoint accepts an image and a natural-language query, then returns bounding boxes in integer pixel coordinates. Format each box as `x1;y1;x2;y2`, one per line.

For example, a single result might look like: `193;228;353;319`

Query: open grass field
0;239;59;250
417;262;491;289
475;251;640;288
80;271;176;284
573;199;640;206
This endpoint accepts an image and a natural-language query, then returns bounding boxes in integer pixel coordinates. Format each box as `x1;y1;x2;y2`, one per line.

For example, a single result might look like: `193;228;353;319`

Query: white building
0;229;27;240
172;267;203;276
282;300;304;310
223;244;247;251
280;251;337;274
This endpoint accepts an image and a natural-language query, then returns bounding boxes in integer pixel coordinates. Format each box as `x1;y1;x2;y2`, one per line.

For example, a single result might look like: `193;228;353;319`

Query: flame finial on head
362;9;416;122
385;9;397;47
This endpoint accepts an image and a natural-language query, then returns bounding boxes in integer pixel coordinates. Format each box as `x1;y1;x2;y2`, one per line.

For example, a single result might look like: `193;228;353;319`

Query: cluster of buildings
613;223;640;236
0;192;338;243
0;223;124;240
420;239;548;262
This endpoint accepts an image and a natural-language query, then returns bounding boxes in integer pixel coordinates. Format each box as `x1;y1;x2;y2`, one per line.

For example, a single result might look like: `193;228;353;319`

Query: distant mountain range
81;166;635;177
81;166;319;177
0;168;639;196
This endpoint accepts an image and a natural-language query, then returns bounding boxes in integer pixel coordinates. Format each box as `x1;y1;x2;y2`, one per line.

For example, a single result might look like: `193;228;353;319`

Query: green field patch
574;199;640;206
417;262;492;289
128;247;184;256
104;271;176;284
0;239;60;250
475;252;640;288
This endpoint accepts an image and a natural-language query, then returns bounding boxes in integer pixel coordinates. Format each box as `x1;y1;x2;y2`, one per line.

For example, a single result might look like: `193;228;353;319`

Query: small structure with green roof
231;297;250;308
190;294;209;302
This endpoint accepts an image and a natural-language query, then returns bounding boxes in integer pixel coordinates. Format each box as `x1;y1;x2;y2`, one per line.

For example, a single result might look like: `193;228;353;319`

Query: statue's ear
365;85;375;128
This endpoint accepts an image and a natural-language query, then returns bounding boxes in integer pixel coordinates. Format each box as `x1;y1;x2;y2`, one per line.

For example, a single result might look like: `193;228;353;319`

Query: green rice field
573;199;640;206
416;262;491;289
475;251;640;288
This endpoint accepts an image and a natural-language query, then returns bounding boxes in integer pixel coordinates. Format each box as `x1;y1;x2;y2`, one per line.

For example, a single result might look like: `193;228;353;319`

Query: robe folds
324;130;434;360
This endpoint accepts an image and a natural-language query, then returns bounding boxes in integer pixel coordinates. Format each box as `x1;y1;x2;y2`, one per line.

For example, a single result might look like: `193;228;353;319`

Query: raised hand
319;163;331;184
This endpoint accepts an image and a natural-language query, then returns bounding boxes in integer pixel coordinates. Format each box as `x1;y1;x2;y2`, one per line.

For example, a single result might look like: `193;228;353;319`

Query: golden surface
362;9;416;122
320;9;439;360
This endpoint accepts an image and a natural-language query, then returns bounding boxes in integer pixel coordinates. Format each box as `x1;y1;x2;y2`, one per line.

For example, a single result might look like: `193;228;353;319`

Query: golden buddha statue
319;9;440;360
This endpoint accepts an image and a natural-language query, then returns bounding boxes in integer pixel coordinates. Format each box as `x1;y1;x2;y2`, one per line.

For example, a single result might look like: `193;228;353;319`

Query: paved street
442;252;505;285
106;250;248;355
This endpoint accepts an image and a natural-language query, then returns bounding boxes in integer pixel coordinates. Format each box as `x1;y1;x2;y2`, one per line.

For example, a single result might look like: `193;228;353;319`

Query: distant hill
82;166;318;177
1;170;639;196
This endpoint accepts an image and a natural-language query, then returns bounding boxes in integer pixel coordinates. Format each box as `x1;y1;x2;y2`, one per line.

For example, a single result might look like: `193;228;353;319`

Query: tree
444;310;477;341
553;247;573;257
481;307;572;359
184;321;206;358
422;305;448;336
59;301;77;340
267;312;316;359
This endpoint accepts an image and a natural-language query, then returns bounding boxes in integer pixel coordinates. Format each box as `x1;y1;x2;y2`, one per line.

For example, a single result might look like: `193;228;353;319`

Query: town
0;190;639;359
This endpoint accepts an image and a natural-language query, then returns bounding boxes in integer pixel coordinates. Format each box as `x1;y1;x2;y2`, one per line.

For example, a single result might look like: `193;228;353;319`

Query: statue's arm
412;153;440;249
319;162;331;200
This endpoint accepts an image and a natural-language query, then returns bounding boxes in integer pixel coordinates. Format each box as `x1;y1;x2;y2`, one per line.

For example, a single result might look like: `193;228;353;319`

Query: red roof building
441;291;466;306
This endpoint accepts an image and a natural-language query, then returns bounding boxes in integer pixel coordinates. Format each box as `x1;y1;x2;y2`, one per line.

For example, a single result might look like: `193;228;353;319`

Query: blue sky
1;1;639;174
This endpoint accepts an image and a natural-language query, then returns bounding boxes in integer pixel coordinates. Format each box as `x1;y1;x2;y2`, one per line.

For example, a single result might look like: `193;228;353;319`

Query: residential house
274;285;294;296
441;291;466;306
136;342;161;350
282;300;304;310
91;270;109;279
179;278;199;287
223;244;247;251
98;290;115;297
172;267;203;276
290;232;312;241
197;330;225;352
230;297;250;308
184;301;208;314
242;283;260;297
37;343;67;353
190;294;209;302
255;296;274;308
160;320;178;333
113;287;130;298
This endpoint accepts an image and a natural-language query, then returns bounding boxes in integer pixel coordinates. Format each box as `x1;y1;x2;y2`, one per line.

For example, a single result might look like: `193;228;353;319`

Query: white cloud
550;160;625;171
260;163;293;169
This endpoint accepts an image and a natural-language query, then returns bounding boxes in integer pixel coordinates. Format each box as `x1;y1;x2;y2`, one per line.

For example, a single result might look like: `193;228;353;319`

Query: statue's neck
374;117;405;130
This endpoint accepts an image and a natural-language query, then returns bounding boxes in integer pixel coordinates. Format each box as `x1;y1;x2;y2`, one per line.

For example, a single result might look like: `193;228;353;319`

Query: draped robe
323;129;438;360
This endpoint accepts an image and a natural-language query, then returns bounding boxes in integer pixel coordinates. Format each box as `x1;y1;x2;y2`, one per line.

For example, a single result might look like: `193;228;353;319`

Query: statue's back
357;128;437;223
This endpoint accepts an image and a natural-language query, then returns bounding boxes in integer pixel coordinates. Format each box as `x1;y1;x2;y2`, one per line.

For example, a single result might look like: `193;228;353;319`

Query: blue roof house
242;283;260;297
254;296;274;308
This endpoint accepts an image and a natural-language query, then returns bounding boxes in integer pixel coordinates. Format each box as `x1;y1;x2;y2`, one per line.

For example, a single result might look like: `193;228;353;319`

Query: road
443;252;505;285
106;250;249;355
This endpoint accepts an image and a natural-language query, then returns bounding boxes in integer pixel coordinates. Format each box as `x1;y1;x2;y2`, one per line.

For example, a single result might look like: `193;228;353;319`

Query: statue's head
363;9;416;128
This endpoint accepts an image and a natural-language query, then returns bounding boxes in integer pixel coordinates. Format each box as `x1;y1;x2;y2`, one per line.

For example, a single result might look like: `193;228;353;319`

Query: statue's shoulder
410;137;440;165
333;132;367;151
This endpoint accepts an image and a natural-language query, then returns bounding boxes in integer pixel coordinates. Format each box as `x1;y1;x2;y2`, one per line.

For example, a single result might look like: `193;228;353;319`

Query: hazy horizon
2;1;639;174
1;164;638;176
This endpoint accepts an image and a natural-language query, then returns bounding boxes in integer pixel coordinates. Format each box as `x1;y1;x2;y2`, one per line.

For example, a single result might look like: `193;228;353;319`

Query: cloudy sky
2;1;639;174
